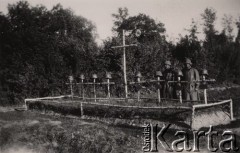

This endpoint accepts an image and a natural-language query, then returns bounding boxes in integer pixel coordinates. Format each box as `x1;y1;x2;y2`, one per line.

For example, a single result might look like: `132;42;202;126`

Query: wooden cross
111;30;137;100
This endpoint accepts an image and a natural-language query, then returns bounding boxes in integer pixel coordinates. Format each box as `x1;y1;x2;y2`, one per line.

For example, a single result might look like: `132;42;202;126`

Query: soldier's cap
185;58;192;65
164;60;171;66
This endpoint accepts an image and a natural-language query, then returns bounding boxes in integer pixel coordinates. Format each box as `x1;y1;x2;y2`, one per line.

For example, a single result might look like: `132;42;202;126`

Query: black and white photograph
0;0;240;152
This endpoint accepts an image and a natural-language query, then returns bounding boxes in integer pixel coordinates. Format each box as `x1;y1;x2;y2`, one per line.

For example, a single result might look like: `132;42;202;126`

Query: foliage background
1;1;240;105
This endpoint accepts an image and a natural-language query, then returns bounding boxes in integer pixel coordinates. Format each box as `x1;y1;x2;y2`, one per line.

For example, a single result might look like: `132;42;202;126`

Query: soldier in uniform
182;58;200;101
162;60;175;99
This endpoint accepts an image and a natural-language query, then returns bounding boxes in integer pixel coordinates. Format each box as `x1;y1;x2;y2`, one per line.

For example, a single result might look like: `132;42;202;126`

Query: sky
1;0;240;44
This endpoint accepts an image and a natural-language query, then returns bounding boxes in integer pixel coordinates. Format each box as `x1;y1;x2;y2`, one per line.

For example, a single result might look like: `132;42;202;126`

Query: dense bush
1;2;240;105
0;1;98;104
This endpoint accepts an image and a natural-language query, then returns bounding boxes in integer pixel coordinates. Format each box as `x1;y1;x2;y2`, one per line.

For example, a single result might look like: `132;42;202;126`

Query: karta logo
142;123;239;152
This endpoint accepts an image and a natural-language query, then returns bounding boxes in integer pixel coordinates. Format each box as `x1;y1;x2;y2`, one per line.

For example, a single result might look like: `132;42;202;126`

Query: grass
207;87;240;118
0;111;142;153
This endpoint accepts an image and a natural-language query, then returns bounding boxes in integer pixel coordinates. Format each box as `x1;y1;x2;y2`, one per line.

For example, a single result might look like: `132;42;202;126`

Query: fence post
156;71;163;103
135;72;142;102
92;74;98;102
176;70;183;103
80;74;85;100
69;75;74;99
106;72;112;99
80;102;84;117
202;69;208;104
230;99;234;120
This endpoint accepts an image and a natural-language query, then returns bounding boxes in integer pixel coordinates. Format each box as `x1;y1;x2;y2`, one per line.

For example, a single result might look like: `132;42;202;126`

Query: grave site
1;1;240;153
22;31;240;152
2;71;240;153
24;30;237;131
2;26;240;153
25;71;235;130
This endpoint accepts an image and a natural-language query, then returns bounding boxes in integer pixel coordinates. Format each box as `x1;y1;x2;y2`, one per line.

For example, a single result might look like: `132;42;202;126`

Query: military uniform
162;61;176;99
182;59;200;101
162;68;175;99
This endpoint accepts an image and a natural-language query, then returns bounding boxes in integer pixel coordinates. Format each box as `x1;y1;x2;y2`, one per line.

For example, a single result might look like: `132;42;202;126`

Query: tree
0;1;98;104
103;8;169;80
201;8;217;40
236;16;240;44
222;14;234;42
173;19;203;69
201;8;239;81
201;8;220;78
112;7;129;34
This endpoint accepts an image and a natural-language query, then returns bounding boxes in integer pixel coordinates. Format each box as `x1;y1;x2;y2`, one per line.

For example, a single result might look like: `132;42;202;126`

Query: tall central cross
112;30;137;99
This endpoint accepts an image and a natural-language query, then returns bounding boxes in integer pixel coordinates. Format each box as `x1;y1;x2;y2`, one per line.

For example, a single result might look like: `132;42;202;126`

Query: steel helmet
176;69;183;77
164;60;171;66
92;74;98;79
185;58;192;65
135;72;142;78
69;75;74;82
202;69;208;76
106;72;112;79
80;74;85;80
156;71;163;77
